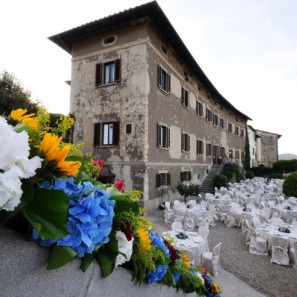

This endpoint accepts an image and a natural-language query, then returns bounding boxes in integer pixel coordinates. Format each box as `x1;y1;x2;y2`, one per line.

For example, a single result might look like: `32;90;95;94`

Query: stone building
49;1;251;209
248;125;281;168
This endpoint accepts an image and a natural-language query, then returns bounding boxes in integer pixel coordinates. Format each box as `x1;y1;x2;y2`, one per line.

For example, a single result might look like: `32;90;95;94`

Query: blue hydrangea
147;264;169;284
37;178;115;257
173;272;181;282
149;230;170;258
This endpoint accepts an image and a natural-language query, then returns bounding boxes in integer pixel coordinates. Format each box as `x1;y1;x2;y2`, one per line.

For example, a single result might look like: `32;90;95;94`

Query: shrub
283;172;297;197
273;159;297;174
221;163;243;182
245;171;255;179
213;174;228;189
251;166;273;177
176;183;200;203
269;173;284;179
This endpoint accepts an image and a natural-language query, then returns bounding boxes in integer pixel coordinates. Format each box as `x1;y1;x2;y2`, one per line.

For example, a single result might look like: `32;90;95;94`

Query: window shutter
167;173;171;185
167;127;170;148
181;88;184;105
167;73;171;93
157;65;161;87
157;124;161;147
181;133;184;151
115;60;121;82
95;64;102;86
156;174;160;188
189;171;192;181
113;122;120;145
94;123;101;146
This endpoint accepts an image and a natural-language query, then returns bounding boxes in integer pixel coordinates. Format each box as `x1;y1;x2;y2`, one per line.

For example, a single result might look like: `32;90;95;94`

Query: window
206;108;213;122
240;128;245;137
180;171;191;182
181;87;189;108
228;122;233;133
181;132;190;152
126;124;132;134
196;100;204;117
102;35;117;46
219;146;225;158
96;60;121;86
157;124;170;148
206;143;212;156
235;126;239;136
213;113;219;126
196;139;204;155
157;65;171;93
156;172;170;187
94;122;119;146
219;117;225;129
235;150;240;160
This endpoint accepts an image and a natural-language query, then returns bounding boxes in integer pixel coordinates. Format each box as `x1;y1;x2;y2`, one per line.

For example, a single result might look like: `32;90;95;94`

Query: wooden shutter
167;73;171;93
94;123;101;146
167;127;170;148
156;173;160;188
167;173;171;185
112;122;120;145
95;64;102;86
115;60;121;82
157;124;161;147
181;133;184;151
157;65;161;87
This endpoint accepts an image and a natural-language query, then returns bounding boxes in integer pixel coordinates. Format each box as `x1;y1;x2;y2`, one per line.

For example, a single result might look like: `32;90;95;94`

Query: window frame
206;142;212;156
219;117;225;129
181;87;189;108
206;108;213;123
95;59;121;86
235;126;240;136
156;172;171;188
196;139;204;155
93;121;120;147
181;132;190;152
228;122;233;133
157;123;170;149
196;100;204;117
213;113;219;126
157;64;171;94
180;171;192;182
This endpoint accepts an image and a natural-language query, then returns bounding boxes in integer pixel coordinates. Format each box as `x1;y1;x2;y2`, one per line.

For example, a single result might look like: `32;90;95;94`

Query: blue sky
1;0;296;155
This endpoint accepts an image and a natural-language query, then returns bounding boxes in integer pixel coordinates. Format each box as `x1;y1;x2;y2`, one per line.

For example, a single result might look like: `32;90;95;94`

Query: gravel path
146;210;297;297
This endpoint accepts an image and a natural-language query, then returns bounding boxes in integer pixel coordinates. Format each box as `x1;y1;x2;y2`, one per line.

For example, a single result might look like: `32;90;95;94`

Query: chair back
252;216;261;230
212;242;221;257
200;201;208;209
171;221;183;231
165;201;172;211
173;200;181;206
187;199;196;207
270;217;284;226
198;226;209;241
291;220;297;228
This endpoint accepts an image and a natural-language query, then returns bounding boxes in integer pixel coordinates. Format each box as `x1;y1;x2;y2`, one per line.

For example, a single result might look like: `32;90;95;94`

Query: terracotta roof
49;1;251;120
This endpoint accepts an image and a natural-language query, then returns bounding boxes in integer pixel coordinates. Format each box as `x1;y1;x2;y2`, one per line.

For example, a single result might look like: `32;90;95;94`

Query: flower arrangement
0;107;221;297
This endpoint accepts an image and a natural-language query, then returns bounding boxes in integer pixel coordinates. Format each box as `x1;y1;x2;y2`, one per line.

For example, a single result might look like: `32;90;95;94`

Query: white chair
164;202;175;224
289;241;297;269
187;199;196;207
171;221;183;231
200;201;208;209
248;226;268;256
198;226;209;242
241;219;249;235
270;236;290;266
291;221;297;228
183;217;195;231
173;200;181;206
252;216;262;230
201;242;221;277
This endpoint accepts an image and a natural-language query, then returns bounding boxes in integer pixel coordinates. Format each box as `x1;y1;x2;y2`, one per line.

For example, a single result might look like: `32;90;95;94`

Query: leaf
81;253;95;272
22;188;69;240
0;179;34;227
47;245;77;270
107;187;130;200
14;123;37;137
95;233;118;278
113;200;140;216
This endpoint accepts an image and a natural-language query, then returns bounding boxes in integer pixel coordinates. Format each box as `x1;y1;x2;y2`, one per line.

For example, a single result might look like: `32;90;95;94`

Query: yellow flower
181;253;191;268
136;227;151;253
39;133;81;176
10;108;39;131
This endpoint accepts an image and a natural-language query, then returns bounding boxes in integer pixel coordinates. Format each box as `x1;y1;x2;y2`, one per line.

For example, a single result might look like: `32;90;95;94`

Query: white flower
115;230;134;267
0;116;42;211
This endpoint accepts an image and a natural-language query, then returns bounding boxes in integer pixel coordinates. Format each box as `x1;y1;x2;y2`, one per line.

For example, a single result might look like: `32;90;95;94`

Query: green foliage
176;183;200;203
213;174;228;189
269;173;284;179
283;172;297;197
221;163;243;182
244;126;251;170
47;246;77;270
251;166;273;177
245;171;255;179
273;159;297;173
0;70;38;115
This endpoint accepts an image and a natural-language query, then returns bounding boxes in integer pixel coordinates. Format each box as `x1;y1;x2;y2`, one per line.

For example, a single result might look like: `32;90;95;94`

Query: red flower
114;179;125;192
164;240;179;263
122;222;133;241
93;159;104;168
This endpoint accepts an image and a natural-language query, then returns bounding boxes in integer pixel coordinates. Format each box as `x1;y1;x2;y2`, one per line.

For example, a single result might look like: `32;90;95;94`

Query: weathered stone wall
0;228;193;297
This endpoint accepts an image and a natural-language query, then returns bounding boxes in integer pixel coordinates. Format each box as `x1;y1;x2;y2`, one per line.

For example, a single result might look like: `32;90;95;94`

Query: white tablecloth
162;230;209;264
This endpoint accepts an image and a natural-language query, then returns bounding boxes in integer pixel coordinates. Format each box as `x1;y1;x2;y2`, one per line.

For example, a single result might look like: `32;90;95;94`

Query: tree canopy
0;70;39;116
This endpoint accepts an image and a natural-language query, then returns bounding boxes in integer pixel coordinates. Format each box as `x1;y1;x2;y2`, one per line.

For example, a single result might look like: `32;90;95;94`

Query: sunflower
136;227;152;253
180;253;191;268
38;133;81;176
10;108;39;131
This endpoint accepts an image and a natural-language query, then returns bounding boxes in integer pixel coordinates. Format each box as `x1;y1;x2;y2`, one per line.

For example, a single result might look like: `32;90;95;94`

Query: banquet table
258;222;297;251
162;230;209;264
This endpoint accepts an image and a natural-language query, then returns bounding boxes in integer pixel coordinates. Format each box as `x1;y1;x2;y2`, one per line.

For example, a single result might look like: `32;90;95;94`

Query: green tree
0;70;38;116
244;126;251;170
